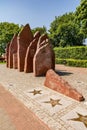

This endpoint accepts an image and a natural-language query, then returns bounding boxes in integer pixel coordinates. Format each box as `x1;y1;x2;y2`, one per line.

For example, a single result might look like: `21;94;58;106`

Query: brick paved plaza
0;64;87;130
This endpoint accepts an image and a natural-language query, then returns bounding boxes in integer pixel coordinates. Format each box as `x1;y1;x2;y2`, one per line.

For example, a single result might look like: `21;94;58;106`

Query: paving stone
0;85;50;130
0;64;87;130
61;106;87;130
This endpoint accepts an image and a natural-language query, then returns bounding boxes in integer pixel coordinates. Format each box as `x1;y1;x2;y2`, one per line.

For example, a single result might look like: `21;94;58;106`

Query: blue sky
0;0;80;30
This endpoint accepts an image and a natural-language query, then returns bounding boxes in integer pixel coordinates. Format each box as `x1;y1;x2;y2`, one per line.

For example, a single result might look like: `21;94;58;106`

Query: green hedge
54;46;87;60
55;58;87;67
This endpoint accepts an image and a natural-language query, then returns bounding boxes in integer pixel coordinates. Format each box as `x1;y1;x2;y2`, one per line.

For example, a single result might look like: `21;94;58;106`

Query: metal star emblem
70;113;87;128
44;98;62;107
29;89;42;95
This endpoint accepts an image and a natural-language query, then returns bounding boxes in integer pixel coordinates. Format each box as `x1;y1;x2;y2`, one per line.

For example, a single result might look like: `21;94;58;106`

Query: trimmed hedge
55;58;87;67
54;46;87;67
54;46;87;60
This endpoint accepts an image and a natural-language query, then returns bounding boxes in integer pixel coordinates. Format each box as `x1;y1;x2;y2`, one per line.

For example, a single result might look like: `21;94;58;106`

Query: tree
49;12;75;34
32;26;47;35
75;0;87;37
0;22;21;55
56;23;84;47
49;12;84;47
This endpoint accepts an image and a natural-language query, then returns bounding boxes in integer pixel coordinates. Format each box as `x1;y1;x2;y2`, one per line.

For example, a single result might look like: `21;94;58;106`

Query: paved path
55;64;87;101
0;85;50;130
0;64;87;130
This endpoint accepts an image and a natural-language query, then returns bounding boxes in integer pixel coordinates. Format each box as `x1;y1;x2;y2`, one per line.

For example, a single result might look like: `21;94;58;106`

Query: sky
0;0;80;30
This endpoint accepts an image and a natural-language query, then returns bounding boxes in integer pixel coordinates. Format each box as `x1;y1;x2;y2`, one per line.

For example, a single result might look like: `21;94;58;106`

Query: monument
9;34;18;68
33;38;55;76
44;69;84;101
24;31;40;73
17;24;33;72
5;23;85;102
6;23;55;76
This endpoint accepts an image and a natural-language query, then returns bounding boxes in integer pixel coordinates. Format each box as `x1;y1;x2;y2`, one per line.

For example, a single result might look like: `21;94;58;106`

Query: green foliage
0;22;21;55
55;58;87;68
56;23;84;47
54;46;87;67
75;0;87;37
54;46;87;60
49;13;84;47
0;61;6;64
32;26;47;35
0;43;6;56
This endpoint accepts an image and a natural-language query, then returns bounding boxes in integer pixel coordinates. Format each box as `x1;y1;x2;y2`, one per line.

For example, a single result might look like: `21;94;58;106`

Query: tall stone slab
24;39;38;73
24;31;40;73
6;43;10;68
33;39;55;76
9;34;18;68
17;24;33;72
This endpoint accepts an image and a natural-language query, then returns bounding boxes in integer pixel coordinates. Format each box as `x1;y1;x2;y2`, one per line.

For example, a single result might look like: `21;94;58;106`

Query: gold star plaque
29;89;42;95
70;113;87;128
44;98;62;107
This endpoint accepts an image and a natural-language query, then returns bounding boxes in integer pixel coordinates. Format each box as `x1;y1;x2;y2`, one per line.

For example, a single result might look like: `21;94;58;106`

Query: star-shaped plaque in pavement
70;113;87;128
29;89;42;95
44;98;62;107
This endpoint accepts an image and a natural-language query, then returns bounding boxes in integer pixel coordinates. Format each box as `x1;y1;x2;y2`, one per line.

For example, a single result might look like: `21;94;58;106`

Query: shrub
54;46;87;60
55;58;87;67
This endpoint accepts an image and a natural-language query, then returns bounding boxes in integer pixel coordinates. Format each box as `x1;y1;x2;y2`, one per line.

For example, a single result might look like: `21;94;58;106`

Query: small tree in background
0;22;21;55
32;26;47;35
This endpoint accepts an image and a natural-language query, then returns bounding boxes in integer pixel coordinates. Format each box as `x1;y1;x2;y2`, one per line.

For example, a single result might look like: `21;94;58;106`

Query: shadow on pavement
55;70;73;76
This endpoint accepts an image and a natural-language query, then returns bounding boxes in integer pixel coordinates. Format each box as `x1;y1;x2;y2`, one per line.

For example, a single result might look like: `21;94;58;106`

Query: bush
54;46;87;60
55;58;87;67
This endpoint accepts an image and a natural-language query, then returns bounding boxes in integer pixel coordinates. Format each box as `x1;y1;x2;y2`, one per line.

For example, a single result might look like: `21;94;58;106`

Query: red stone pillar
17;24;33;72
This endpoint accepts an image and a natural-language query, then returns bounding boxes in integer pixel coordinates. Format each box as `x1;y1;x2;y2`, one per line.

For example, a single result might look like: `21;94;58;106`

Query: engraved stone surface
29;89;42;95
70;113;87;128
44;69;84;101
9;34;18;68
33;40;55;76
17;24;33;72
44;98;62;107
62;106;87;130
35;94;72;115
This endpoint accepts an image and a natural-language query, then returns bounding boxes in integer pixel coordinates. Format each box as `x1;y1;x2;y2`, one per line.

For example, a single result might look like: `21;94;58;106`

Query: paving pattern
0;85;50;130
0;64;87;130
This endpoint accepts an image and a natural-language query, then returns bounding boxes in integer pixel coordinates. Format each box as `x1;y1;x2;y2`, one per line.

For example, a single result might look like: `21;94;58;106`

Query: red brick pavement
0;84;50;130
